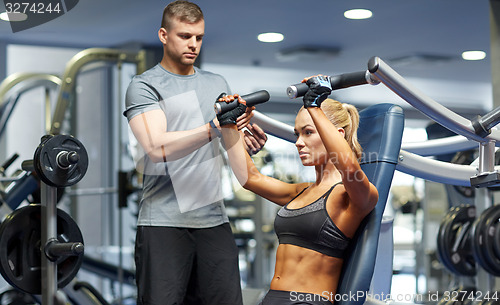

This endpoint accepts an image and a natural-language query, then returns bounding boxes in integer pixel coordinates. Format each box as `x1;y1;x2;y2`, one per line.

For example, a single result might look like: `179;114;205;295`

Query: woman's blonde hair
319;99;362;159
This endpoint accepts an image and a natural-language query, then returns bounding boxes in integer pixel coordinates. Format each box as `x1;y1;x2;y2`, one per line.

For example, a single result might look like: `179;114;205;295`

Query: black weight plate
0;204;84;294
437;207;459;272
34;134;88;187
471;205;500;276
437;207;466;273
436;205;476;276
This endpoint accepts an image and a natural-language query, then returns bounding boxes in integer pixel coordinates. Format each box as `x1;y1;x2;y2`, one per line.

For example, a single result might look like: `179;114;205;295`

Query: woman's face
294;109;328;166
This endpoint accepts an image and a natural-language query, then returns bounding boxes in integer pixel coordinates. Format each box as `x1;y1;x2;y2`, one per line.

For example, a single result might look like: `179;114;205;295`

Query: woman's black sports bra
274;182;351;258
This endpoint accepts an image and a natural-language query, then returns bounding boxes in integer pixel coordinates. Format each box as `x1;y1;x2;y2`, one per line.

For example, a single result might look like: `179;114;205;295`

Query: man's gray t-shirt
124;64;231;228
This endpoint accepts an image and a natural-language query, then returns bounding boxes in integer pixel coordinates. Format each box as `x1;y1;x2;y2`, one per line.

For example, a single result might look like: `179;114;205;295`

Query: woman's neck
314;163;342;186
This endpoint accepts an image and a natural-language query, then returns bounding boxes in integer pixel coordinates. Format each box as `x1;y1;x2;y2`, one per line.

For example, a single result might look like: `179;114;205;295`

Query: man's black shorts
135;223;243;305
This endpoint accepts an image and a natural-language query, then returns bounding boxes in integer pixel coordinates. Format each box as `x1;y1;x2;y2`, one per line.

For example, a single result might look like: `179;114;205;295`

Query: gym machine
0;48;147;304
0;134;88;305
49;47;146;135
0;72;61;138
251;56;500;303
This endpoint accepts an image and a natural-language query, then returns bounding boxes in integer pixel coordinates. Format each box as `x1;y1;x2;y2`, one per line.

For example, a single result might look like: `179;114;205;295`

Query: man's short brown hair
161;0;204;30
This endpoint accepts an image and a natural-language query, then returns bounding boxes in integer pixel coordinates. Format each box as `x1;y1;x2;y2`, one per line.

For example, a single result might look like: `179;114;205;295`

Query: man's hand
217;94;255;130
242;123;267;155
216;94;247;126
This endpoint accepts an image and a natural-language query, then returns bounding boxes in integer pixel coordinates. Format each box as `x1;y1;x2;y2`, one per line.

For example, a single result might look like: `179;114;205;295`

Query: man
123;1;267;304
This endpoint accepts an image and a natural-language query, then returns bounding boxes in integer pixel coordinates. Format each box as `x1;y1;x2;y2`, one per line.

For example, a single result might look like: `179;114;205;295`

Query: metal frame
254;57;500;187
252;55;498;296
0;73;61;138
50;48;146;135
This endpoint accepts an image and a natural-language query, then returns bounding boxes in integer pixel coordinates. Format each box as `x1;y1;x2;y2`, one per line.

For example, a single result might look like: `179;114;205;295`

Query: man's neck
160;58;195;76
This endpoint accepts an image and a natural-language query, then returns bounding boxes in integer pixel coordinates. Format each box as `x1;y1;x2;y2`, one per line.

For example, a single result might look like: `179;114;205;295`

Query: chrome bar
368;56;500;144
50;48;146;135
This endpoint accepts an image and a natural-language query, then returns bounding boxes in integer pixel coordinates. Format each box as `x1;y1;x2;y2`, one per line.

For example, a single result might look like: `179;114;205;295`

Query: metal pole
490;0;500;291
41;183;59;305
475;141;495;292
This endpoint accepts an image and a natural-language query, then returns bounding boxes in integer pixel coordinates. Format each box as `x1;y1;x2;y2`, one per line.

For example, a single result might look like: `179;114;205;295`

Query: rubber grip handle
214;90;270;114
286;71;371;99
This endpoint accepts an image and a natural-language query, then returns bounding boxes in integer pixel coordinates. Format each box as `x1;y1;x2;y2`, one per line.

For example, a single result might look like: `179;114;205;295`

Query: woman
218;75;379;305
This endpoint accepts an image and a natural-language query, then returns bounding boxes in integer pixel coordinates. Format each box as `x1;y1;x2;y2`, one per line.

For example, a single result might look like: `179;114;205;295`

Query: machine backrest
336;103;404;305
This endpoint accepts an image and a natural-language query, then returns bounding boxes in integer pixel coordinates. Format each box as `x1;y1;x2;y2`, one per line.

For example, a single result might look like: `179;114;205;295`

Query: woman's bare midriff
270;243;343;301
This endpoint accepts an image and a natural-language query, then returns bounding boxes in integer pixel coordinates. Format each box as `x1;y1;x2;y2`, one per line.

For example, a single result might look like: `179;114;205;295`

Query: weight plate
437;207;458;272
0;204;84;294
471;205;500;276
436;205;476;276
34;134;88;187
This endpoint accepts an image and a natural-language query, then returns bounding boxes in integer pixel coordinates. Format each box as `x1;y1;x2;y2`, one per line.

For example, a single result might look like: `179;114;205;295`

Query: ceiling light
257;32;284;43
344;9;372;20
462;50;486;61
0;11;28;22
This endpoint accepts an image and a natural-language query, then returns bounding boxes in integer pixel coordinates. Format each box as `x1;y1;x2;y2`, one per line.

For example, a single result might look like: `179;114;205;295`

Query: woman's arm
303;76;378;212
219;97;305;206
308;107;378;212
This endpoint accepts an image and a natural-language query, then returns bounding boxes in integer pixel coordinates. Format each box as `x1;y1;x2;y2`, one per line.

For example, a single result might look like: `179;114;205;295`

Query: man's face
164;18;205;67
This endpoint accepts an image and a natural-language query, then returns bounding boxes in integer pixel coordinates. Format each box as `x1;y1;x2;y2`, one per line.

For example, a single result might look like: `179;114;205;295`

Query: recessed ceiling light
257;32;284;43
0;11;28;22
344;9;372;20
462;50;486;61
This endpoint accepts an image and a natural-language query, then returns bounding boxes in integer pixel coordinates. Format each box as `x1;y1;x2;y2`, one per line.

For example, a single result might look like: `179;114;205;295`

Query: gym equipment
0;153;40;211
10;133;88;305
0;48;146;303
213;89;270;114
436;205;477;276
0;204;84;294
286;70;379;99
338;103;404;305
252;55;500;302
368;56;500;186
471;205;500;276
40;48;147;302
435;204;500;278
2;170;39;210
0;152;19;178
0;73;61;139
31;134;88;188
50;48;146;135
254;103;405;305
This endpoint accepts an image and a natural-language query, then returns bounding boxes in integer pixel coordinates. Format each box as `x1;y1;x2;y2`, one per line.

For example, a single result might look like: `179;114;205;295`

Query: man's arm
128;109;215;163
